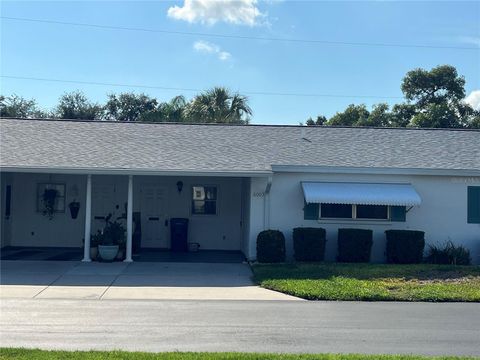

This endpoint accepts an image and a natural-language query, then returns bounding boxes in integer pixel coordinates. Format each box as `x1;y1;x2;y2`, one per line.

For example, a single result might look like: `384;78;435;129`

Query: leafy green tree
401;65;478;128
141;96;188;123
327;104;369;126
184;87;252;124
56;91;103;120
104;93;158;122
306;115;327;126
0;94;49;118
410;103;462;128
391;103;416;127
402;65;466;108
357;103;392;127
469;112;480;129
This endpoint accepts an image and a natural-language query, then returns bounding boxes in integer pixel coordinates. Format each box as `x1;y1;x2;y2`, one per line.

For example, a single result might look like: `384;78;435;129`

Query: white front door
140;186;167;248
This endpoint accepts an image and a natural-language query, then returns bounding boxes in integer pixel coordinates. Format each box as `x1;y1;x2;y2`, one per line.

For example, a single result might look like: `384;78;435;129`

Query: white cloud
458;36;480;47
167;0;264;26
193;40;231;60
465;90;480;111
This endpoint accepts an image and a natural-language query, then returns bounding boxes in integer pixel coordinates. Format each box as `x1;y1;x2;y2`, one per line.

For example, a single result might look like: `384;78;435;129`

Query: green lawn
252;263;480;302
0;349;478;360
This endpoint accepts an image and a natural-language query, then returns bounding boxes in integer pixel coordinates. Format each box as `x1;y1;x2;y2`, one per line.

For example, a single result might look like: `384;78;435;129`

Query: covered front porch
1;171;261;262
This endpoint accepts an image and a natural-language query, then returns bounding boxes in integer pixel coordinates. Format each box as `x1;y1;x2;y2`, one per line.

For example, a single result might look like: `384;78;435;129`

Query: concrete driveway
0;260;298;301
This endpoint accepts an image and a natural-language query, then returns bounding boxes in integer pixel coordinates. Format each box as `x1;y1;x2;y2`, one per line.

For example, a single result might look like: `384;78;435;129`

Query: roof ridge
1;117;479;132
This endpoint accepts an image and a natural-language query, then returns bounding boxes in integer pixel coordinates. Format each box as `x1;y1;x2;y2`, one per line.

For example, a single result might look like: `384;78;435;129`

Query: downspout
263;175;273;230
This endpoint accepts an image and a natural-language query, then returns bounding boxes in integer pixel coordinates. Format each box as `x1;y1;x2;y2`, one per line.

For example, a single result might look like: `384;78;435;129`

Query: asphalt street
1;298;479;356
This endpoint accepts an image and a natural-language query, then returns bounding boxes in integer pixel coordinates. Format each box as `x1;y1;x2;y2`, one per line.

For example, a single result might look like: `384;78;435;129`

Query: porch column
82;174;92;262
124;175;133;262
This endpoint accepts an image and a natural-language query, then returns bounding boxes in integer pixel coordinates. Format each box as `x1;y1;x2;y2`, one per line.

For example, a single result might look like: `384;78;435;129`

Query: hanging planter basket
42;188;58;220
69;201;81;219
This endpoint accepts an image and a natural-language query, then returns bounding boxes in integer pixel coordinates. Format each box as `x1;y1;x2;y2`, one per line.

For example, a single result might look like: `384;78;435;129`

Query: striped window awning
301;182;421;206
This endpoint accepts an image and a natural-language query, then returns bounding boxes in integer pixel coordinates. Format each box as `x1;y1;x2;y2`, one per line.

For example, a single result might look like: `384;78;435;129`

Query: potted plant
69;200;81;219
42;188;58;220
90;231;103;260
98;213;125;261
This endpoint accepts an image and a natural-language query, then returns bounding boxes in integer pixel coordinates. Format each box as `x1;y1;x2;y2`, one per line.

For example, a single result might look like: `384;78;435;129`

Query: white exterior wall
131;175;243;251
244;177;270;259
246;172;480;264
6;172;87;247
4;172;244;251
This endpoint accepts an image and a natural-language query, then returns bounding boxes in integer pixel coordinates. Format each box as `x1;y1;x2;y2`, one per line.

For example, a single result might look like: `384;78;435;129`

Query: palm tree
158;95;187;122
185;87;252;124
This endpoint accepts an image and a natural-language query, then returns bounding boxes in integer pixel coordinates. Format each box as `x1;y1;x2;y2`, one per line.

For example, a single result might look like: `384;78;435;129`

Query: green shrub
293;227;326;261
256;230;286;263
425;241;471;265
337;228;373;263
386;230;425;264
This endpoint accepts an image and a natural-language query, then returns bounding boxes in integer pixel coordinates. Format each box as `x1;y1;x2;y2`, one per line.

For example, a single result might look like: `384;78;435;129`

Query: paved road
1;299;479;356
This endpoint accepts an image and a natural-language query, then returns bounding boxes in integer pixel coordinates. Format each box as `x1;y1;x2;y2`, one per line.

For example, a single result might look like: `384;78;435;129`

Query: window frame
36;183;66;214
191;184;219;216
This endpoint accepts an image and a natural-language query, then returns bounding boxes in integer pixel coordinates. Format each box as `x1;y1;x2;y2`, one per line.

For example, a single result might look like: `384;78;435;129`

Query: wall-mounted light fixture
176;181;184;194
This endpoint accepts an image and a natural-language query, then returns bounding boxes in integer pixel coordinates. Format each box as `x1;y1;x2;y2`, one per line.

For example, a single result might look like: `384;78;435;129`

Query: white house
1;118;479;263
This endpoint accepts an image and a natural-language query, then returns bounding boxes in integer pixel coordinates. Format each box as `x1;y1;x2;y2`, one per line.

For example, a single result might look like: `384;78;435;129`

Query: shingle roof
1;118;479;174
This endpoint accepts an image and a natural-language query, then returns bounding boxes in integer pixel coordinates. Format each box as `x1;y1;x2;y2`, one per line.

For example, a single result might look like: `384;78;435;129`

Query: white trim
3;164;479;177
0;166;272;178
124;175;133;262
82;174;92;262
272;165;480;177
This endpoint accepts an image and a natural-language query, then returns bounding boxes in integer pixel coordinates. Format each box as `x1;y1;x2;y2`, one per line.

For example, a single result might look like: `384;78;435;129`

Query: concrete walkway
0;260;299;301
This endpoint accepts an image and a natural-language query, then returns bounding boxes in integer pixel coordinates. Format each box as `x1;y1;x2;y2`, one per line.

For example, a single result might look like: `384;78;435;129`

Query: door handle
165;219;169;227
148;217;160;221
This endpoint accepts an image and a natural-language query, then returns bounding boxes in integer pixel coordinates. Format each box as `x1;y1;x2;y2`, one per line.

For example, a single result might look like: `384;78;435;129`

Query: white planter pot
98;245;119;261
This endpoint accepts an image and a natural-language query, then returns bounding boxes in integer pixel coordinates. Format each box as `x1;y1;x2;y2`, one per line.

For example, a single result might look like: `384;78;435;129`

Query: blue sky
1;0;479;124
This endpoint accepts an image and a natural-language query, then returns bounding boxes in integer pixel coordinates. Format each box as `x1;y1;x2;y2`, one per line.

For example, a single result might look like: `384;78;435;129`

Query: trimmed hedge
337;228;373;263
386;230;425;264
256;230;286;263
293;227;326;261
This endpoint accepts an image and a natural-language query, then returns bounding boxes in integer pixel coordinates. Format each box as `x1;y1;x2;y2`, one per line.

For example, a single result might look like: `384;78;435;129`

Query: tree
160;95;187;122
184;87;252;124
401;65;475;128
391;103;416;127
357;103;392;127
410;103;463;128
104;93;158;122
56;91;103;120
327;104;370;126
0;94;48;118
142;95;187;123
469;112;480;129
401;65;466;108
306;115;327;126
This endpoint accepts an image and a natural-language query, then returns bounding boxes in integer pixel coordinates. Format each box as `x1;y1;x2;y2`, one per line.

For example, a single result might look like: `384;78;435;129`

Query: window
356;205;388;220
36;183;66;213
303;203;405;221
320;204;352;219
467;186;480;224
192;186;217;215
